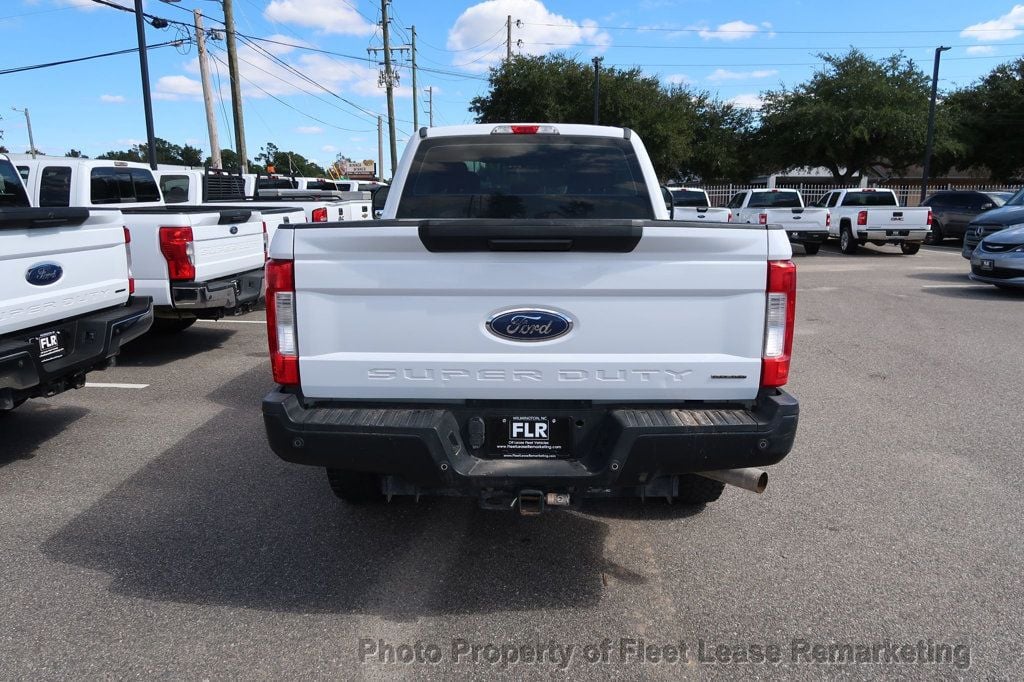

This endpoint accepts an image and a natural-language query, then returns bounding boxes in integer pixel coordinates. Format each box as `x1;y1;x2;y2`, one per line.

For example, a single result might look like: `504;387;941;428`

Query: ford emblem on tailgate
487;309;573;342
26;262;63;286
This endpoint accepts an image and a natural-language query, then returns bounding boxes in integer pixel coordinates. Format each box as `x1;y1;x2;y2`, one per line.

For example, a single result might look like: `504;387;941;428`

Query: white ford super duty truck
812;188;931;255
261;124;800;514
661;186;733;223
728;189;830;255
0;155;153;412
15;157;268;333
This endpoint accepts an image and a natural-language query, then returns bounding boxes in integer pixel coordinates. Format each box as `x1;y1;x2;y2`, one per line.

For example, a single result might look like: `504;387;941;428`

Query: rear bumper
857;228;928;243
262;389;799;493
0;297;153;408
169;268;264;312
786;230;828;244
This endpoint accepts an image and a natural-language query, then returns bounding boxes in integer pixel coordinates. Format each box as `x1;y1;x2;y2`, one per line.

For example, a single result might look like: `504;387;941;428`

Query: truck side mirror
372;185;389;218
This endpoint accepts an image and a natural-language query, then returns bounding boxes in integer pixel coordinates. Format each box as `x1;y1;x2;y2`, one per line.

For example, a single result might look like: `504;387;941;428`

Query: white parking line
920;284;985;289
85;382;149;389
195;319;266;325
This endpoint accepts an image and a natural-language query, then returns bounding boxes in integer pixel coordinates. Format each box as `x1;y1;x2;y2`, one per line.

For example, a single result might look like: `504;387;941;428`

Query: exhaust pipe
697;467;768;494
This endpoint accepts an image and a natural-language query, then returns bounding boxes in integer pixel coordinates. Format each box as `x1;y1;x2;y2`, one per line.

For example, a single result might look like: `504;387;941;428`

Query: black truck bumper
168;268;264;315
262;389;799;495
0;297;153;409
787;230;829;244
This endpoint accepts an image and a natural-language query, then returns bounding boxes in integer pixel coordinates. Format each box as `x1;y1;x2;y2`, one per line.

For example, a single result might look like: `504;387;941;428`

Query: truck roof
10;155;156;172
420;123;631;139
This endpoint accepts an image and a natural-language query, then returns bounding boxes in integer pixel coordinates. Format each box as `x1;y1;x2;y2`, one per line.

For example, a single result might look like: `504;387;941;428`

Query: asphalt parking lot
1;241;1022;678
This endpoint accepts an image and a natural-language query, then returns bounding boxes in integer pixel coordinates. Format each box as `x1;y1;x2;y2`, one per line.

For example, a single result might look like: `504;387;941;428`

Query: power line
521;40;1024;51
518;20;1024;36
0;40;186;76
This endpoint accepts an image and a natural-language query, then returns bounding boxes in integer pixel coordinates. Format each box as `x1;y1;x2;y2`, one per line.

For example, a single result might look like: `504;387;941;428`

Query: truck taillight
266;258;299;387
857;210;867;226
159;226;195;281
927;210;932;226
759;213;768;225
727;211;733;223
312;207;328;223
123;226;134;295
761;260;796;388
826;212;831;228
262;221;268;260
491;124;559;135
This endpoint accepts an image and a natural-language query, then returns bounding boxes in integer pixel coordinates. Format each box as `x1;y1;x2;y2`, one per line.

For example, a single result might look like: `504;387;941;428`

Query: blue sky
2;0;1022;173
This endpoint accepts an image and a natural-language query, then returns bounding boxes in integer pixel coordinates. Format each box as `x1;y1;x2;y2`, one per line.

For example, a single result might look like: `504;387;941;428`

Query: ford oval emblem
229;225;239;235
26;262;63;286
487;309;573;342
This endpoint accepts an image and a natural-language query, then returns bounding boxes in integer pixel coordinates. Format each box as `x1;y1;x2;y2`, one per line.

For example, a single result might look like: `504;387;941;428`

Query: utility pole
377;115;384;182
11;107;36;159
410;26;418;130
592;56;603;125
921;45;951;203
194;10;222;169
507;15;512;60
381;0;397;178
223;0;248;172
426;87;434;127
133;0;157;169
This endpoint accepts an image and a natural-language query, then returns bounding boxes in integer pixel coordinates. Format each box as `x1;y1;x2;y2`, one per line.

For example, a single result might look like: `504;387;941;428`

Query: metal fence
699;182;1024;207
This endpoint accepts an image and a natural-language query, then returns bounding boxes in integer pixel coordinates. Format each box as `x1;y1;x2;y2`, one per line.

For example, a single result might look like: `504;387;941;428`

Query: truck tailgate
189;208;266;281
0;209;130;336
289;221;771;401
764;208;828;229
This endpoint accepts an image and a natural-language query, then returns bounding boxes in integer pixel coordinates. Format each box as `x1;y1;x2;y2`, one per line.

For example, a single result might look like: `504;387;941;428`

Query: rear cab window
669;189;709;207
159;174;191;203
748;191;802;208
396;134;654;219
90;167;161;204
0;159;31;207
39;166;72;207
840;191;898;207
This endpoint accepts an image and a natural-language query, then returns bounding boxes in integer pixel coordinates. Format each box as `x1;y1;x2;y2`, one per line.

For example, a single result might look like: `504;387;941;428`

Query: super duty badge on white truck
261;124;800;514
0;155;153;412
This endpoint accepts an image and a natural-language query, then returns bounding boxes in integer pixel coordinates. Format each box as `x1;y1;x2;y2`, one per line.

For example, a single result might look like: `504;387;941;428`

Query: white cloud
962;5;1024;41
264;0;375;36
664;73;692;85
322;145;338;153
966;45;996;55
56;0;131;10
447;0;611;73
698;20;761;41
99;94;125;103
154;75;203;101
729;93;764;110
707;68;778;82
296;126;323;134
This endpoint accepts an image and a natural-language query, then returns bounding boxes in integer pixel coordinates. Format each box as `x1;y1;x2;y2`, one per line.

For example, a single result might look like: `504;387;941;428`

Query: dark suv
921;190;1012;243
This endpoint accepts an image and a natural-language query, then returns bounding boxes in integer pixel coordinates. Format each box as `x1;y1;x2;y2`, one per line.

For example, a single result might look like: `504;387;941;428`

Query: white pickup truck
813;188;931;255
261;123;800;514
728;189;830;255
661;186;732;223
0;155;152;412
15;157;268;333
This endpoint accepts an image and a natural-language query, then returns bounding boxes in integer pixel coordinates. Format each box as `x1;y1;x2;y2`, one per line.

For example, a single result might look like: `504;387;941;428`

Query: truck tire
900;243;921;255
674;474;725;505
925;221;943;244
839;225;858;254
802;242;820;255
151;317;197;334
326;468;384;504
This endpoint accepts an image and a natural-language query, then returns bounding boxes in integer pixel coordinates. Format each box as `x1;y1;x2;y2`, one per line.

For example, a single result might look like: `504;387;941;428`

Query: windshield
748;191;802;208
0;159;31;207
397;134;654;219
1002;189;1024;206
841;191;898;207
669;190;709;207
984;192;1013;206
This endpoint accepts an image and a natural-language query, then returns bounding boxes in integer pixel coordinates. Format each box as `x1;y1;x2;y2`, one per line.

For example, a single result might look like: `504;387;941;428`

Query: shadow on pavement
116;326;237;368
906;271;972;283
920;284;1024;300
42;365;646;618
0;403;89;466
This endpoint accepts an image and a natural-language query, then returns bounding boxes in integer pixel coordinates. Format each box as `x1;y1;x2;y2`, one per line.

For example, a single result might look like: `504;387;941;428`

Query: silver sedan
970;225;1024;290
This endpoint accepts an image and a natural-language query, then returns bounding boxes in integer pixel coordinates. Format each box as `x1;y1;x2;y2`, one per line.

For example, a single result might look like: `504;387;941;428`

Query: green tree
65;149;88;158
757;50;941;180
254;142;326;176
98;138;205;166
471;55;707;180
941;58;1024;180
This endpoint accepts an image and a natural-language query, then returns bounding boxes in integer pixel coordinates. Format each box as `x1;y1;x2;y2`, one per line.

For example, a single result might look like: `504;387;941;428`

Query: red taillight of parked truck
312;207;328;223
857;210;868;226
761;259;796;388
266;258;299;387
158;226;195;281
